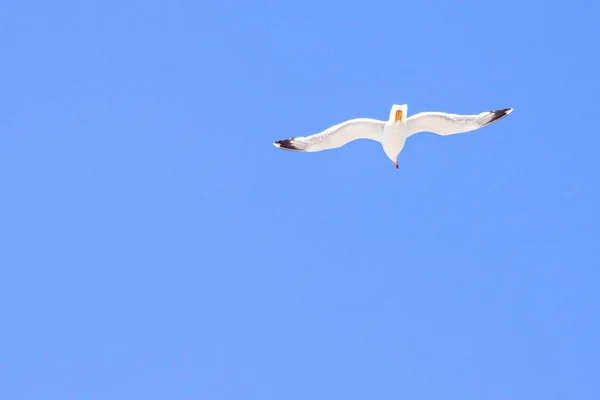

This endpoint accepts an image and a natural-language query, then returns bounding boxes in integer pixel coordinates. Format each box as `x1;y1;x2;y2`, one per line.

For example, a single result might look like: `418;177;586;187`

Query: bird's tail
388;104;408;123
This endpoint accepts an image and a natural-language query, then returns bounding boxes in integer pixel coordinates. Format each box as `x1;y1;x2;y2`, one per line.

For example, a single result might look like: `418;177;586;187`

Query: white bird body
381;104;408;168
273;103;513;169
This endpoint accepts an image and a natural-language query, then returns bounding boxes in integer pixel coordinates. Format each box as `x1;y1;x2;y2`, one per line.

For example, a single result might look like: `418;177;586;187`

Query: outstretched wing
406;108;513;138
273;118;385;152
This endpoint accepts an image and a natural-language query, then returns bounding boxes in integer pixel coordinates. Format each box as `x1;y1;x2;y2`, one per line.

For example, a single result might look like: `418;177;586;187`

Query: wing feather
273;118;385;152
406;108;513;138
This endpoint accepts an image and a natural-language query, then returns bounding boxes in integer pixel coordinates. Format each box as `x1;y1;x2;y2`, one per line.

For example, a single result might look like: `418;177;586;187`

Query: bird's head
384;152;399;169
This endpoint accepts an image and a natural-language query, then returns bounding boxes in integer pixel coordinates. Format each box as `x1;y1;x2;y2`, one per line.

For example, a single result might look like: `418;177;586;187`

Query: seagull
273;104;513;169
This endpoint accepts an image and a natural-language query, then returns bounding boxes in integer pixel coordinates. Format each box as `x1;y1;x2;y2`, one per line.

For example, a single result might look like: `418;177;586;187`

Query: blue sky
1;0;599;399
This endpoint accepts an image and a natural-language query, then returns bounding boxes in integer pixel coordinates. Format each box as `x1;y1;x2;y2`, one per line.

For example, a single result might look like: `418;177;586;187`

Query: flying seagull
273;104;513;169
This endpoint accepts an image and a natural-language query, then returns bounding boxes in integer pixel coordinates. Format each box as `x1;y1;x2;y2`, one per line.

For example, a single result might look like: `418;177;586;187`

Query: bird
272;104;513;169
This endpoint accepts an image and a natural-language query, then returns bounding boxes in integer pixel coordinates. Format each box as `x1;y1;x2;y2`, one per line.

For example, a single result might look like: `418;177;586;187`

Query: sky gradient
1;0;599;399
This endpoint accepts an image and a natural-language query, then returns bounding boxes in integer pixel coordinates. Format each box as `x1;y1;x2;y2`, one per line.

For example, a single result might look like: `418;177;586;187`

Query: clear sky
1;0;599;399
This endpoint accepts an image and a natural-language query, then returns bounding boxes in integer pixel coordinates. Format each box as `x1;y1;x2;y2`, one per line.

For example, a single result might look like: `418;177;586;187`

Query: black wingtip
273;138;304;151
489;108;513;124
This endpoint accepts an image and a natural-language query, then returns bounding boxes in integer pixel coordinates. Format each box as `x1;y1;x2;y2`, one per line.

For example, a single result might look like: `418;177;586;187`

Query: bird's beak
394;160;398;169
